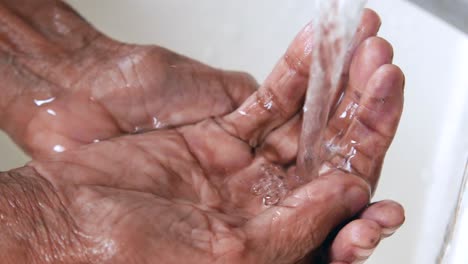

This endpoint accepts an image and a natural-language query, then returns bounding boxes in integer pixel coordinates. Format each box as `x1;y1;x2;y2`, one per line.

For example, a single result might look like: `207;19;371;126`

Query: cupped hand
18;7;405;264
0;0;257;157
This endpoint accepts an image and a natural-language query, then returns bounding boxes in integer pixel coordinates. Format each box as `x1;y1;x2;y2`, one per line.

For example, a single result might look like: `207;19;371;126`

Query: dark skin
0;1;405;263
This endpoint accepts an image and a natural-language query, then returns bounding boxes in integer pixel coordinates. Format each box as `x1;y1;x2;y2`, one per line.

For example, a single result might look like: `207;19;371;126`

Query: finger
323;36;403;189
0;3;60;57
1;0;102;51
257;115;301;164
158;65;259;128
342;9;382;76
331;8;382;114
324;64;405;190
329;219;382;264
220;19;313;147
95;60;254;131
243;172;370;263
328;201;405;263
327;36;394;138
219;70;259;108
360;200;405;237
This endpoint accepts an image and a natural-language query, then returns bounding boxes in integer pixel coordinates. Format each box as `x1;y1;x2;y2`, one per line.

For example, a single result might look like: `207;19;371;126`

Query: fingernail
382;227;398;237
355;248;375;259
346;186;370;213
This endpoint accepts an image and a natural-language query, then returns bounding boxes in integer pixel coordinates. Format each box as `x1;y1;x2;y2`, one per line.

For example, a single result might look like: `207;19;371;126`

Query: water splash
251;164;289;206
297;0;367;180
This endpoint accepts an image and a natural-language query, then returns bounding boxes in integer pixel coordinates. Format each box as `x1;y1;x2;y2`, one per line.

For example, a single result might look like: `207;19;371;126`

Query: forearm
0;166;87;263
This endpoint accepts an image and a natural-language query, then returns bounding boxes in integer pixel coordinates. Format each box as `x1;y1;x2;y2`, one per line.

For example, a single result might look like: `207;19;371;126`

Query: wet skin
0;1;404;263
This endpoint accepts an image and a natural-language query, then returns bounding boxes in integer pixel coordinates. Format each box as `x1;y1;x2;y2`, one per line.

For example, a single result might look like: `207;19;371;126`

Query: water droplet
238;110;248;116
263;194;280;206
133;127;143;134
53;145;65;153
34;97;55;106
337;146;358;173
340;111;347;119
339;102;359;120
46;109;57;116
152;117;165;129
263;100;273;110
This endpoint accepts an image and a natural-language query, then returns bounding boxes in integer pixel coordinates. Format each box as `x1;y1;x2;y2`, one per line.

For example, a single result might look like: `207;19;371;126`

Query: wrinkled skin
0;1;258;157
0;1;405;263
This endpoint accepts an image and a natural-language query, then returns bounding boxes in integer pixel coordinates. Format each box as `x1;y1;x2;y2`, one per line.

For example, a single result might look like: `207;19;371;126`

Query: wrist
0;166;89;263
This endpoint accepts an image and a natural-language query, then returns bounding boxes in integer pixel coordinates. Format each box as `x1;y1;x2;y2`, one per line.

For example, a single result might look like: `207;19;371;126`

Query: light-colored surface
442;161;468;263
0;132;28;170
408;0;468;34
1;0;467;263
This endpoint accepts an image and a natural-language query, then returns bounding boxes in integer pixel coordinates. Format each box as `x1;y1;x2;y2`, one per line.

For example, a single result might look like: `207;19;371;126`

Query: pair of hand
0;1;404;263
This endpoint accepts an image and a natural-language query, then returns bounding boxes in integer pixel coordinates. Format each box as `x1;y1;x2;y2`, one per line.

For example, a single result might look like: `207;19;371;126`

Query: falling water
252;0;368;206
297;0;367;181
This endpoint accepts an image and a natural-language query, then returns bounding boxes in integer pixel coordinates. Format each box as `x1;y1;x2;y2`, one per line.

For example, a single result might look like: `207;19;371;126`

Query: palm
34;127;268;263
29;115;351;263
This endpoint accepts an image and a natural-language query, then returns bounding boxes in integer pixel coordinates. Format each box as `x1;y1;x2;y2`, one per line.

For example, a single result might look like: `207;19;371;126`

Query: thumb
243;172;370;263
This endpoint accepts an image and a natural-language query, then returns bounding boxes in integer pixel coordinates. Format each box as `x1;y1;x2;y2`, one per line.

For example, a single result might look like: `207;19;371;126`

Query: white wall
1;1;467;263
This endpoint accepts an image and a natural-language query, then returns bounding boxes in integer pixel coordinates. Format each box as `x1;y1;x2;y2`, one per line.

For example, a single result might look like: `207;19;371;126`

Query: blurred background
410;0;468;34
0;1;467;263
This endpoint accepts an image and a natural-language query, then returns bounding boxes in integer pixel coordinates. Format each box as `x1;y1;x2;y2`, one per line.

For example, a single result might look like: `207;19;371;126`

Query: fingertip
221;70;259;107
361;8;382;35
318;172;372;215
349;219;382;249
350;36;394;90
384;64;406;92
361;200;406;230
363;37;394;64
330;219;382;263
368;64;405;99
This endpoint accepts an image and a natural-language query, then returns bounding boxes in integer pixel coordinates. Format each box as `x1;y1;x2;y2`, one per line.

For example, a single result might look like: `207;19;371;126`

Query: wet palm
29;120;358;263
0;0;257;157
0;2;405;263
29;12;404;264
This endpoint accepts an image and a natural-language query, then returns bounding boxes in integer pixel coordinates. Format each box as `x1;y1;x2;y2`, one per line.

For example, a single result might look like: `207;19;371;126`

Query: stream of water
297;0;367;181
252;0;367;206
